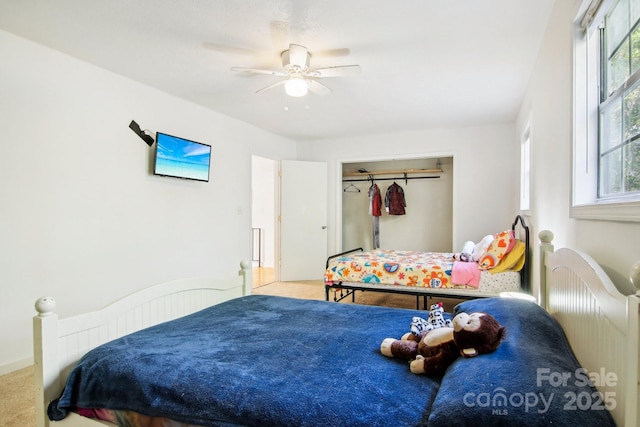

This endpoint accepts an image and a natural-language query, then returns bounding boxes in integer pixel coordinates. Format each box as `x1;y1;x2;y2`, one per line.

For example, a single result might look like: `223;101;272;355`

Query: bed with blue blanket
47;295;616;426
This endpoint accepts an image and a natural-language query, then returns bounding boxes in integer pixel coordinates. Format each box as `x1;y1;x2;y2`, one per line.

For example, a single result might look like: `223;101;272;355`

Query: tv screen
154;132;212;182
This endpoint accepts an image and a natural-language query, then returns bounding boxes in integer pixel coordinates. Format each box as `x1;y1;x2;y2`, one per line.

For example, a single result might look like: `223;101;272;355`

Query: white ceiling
0;0;555;141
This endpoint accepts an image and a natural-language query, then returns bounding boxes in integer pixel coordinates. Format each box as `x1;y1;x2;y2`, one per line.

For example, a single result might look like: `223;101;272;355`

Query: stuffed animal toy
453;240;475;262
453;235;494;262
409;302;453;337
380;311;505;375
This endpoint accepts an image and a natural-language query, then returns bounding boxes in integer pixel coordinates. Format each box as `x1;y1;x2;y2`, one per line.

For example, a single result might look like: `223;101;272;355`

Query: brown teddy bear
380;311;505;375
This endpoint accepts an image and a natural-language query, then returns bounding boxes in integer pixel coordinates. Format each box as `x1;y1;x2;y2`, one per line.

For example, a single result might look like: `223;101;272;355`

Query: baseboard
0;356;33;376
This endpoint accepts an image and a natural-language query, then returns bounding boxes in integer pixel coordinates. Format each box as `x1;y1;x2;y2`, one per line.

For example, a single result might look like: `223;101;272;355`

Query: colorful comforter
325;244;525;290
325;249;464;288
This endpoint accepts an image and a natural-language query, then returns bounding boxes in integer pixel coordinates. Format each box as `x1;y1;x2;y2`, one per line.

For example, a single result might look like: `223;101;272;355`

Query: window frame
520;119;532;214
572;0;640;222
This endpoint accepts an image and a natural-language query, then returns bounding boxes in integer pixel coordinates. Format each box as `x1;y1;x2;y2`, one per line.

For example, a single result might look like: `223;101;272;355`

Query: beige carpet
2;280;463;427
253;280;464;312
0;365;35;427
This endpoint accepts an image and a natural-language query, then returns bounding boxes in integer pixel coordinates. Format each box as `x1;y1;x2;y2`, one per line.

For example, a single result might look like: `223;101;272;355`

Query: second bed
325;215;530;305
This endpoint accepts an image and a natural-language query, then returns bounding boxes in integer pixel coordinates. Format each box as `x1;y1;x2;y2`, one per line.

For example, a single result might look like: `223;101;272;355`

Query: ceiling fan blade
313;48;351;58
307;79;332;96
288;44;309;68
255;79;287;94
308;65;362;78
231;67;288;77
203;42;258;56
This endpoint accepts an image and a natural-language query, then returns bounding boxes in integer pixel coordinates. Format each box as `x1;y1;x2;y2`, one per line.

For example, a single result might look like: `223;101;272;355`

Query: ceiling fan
231;43;361;97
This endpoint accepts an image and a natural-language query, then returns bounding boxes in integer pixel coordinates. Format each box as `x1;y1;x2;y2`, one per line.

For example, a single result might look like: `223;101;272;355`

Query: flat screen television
154;132;212;182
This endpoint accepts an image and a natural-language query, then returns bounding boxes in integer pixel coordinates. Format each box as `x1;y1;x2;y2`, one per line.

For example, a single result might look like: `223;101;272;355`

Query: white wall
0;30;295;373
297;125;520;256
516;0;640;297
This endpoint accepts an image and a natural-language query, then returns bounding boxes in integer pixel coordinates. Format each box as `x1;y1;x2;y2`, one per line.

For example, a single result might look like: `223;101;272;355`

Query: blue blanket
429;298;615;426
49;295;615;426
49;295;442;426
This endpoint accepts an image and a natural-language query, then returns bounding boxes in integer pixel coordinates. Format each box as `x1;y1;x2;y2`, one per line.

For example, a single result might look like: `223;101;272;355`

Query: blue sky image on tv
154;133;211;182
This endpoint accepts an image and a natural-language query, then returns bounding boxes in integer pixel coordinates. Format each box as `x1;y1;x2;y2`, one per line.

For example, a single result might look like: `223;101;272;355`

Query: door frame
251;155;278;285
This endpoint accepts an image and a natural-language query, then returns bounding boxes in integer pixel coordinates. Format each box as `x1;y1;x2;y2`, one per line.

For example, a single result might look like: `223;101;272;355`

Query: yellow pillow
489;240;525;274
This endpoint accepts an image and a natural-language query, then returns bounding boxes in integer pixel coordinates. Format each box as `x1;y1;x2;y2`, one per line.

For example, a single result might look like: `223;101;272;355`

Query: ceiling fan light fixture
284;76;308;97
232;43;360;97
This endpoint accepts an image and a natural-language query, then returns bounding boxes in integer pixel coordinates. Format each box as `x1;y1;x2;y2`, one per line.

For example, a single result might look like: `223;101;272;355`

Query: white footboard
33;261;250;427
539;232;639;427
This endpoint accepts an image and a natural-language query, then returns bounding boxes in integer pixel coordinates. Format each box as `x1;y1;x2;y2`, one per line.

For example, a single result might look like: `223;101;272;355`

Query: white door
279;160;328;281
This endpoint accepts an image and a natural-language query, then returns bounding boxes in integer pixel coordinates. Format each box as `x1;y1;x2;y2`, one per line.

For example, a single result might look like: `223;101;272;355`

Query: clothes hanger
343;183;361;193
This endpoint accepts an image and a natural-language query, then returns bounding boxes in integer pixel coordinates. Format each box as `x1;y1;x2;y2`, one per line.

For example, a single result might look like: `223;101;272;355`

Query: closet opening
340;157;453;253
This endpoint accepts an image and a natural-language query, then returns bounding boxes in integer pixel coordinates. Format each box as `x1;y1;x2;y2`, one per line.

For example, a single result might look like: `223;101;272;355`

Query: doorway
251;155;276;287
252;157;329;285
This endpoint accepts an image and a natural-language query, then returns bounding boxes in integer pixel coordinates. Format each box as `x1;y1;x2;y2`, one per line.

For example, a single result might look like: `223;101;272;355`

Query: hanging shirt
368;183;382;249
368;183;382;217
385;182;406;215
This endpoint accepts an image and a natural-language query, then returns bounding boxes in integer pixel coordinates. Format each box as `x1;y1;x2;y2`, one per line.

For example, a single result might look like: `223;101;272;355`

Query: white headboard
539;231;639;427
33;261;250;427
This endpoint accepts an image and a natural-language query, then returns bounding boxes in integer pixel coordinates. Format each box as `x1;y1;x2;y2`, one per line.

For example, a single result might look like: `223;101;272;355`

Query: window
573;0;640;221
520;123;531;213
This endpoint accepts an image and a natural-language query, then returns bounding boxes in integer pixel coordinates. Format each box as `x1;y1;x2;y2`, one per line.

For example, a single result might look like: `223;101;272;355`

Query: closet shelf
343;168;443;177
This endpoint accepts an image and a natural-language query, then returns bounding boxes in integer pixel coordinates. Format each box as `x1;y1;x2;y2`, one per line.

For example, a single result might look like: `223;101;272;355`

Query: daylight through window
520;124;531;212
599;0;640;197
572;0;640;221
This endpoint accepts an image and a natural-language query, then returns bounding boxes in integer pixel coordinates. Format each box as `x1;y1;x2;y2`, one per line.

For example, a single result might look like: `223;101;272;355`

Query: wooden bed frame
33;261;251;427
32;234;639;427
539;230;639;426
325;215;531;307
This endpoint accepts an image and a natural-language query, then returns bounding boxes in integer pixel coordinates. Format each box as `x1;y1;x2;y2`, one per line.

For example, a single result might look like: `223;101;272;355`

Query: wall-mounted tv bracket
129;120;155;146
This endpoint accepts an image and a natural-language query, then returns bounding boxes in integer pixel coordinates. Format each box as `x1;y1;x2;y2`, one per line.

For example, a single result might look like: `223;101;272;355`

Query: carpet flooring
0;365;34;427
2;280;463;427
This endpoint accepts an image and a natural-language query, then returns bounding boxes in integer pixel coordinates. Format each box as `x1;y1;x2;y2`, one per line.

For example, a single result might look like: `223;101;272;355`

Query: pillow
478;230;515;270
489;239;525;274
471;235;494;262
428;298;616;426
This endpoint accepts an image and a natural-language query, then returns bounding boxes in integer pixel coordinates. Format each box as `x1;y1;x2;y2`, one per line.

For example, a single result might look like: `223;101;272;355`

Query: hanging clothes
385;182;406;215
368;183;382;248
368;183;382;216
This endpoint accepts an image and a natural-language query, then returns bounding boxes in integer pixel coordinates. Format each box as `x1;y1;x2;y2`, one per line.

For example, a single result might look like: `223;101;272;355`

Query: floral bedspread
324;249;456;288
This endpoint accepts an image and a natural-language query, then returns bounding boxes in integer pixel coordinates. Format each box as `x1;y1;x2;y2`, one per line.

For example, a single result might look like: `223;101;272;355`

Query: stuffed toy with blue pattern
410;302;453;337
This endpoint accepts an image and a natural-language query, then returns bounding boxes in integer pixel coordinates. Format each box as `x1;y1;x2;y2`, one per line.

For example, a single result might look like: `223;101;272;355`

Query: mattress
333;271;521;295
325;249;521;294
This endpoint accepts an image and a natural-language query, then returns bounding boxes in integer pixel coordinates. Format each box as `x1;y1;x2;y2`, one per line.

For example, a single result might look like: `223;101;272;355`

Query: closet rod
342;175;440;183
343;168;443;177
